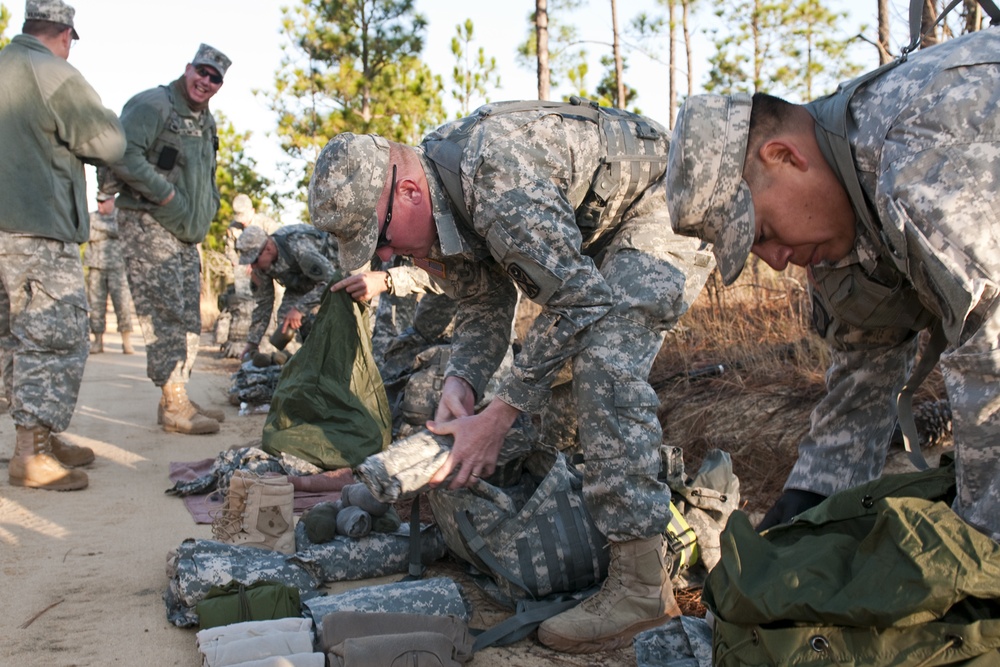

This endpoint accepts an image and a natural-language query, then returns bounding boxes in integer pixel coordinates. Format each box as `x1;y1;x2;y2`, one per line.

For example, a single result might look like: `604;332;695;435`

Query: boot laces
210;472;256;540
580;545;626;613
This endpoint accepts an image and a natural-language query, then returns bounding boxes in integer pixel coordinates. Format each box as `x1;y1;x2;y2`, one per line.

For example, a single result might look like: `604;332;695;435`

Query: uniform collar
414;146;470;258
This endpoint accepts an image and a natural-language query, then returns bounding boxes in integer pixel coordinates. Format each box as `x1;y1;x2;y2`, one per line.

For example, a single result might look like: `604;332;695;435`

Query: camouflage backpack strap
422;98;603;227
903;0;1000;58
895;321;948;471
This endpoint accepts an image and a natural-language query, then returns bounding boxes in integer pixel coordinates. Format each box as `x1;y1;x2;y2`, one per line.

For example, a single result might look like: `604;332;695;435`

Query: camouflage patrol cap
26;0;79;39
235;225;269;265
191;43;231;79
309;132;390;272
667;93;755;285
232;193;254;224
96;192;112;202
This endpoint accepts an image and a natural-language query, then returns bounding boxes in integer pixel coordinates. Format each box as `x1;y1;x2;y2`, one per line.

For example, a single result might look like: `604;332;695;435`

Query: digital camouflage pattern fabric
302;577;470;636
667;29;1000;542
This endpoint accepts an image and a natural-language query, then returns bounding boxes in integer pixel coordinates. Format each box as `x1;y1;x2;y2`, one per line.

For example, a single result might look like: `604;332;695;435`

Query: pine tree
0;4;10;50
705;0;862;101
264;0;444;194
209;112;279;251
450;19;501;118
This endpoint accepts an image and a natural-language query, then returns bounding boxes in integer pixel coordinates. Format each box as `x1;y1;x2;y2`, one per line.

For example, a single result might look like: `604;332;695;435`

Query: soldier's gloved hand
240;342;258;362
756;489;827;532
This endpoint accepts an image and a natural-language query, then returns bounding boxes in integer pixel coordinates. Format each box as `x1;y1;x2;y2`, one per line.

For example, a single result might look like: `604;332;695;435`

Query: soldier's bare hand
427;398;520;490
281;308;303;333
329;271;389;302
435;376;476;423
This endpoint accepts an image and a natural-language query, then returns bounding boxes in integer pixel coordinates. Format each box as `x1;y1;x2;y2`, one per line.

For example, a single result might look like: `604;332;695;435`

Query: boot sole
158;407;225;425
9;477;88;491
537;608;680;654
162;423;220;435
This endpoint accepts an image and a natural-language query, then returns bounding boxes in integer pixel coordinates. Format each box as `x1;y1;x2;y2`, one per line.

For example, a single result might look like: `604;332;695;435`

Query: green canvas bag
703;461;1000;666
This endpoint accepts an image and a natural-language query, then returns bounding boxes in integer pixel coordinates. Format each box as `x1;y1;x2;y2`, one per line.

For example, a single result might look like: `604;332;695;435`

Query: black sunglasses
376;165;397;249
195;65;223;85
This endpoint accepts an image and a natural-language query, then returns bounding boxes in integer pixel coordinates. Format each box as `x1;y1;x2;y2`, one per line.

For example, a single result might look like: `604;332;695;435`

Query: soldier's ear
398;177;423;206
757;139;809;173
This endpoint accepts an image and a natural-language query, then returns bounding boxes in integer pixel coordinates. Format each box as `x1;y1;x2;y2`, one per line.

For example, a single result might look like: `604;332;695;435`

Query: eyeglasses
195;66;223;85
376;164;397;249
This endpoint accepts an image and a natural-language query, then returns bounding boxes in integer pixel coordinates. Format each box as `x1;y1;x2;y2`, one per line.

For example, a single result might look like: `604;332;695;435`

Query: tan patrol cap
232;193;254;224
25;0;79;39
308;132;390;272
666;93;755;285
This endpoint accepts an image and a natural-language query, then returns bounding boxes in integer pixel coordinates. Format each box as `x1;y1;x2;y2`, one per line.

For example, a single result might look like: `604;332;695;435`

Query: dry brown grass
651;262;829;516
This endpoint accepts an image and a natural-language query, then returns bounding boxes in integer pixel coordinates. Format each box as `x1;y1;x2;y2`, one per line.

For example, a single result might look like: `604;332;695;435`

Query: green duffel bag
196;579;302;630
704;460;1000;666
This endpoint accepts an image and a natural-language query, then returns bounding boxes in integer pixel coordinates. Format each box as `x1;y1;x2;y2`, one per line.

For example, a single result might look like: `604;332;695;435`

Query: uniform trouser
117;209;202;387
573;188;715;543
86;265;134;334
0;233;89;432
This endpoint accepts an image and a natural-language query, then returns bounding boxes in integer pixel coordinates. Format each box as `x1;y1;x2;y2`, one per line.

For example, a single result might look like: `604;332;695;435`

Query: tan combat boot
160;383;220;435
157;396;225;425
537;534;681;653
121;331;135;355
8;425;89;491
90;333;104;354
211;470;295;554
50;433;95;467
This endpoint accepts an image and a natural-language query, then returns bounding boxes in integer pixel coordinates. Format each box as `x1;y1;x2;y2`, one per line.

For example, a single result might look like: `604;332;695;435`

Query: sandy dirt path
0;331;639;667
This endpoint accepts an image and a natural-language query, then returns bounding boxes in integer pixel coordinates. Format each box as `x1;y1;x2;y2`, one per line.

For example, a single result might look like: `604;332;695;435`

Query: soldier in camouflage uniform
84;192;135;355
0;0;125;490
665;29;1000;543
216;195;281;359
108;43;231;435
309;101;717;653
234;224;340;358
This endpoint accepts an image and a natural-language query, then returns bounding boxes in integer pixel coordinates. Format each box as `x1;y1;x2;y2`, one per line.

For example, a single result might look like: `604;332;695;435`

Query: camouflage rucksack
428;449;608;609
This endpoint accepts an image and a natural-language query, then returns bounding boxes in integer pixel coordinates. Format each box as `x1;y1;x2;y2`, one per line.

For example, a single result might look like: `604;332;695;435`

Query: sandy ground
0;330;639;667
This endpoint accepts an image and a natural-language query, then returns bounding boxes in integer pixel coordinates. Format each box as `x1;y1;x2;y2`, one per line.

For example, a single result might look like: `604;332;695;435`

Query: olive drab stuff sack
195;580;302;630
261;277;391;469
428;450;609;609
703;460;1000;667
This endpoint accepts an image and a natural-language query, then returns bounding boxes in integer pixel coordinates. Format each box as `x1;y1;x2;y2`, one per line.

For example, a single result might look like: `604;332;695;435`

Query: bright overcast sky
6;0;892;221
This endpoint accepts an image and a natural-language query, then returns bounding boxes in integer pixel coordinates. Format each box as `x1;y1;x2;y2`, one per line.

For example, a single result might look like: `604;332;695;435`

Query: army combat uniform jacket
112;79;220;243
248;225;340;345
0;35;124;242
792;28;1000;541
0;33;124;432
413;102;715;540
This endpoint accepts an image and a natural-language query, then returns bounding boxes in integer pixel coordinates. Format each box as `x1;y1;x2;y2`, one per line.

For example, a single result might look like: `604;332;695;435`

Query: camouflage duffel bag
302;577;470;635
165;539;319;628
428;450;609;609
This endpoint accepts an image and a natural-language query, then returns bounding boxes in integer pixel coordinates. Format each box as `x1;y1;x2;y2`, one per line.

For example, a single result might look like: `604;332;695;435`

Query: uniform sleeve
458;120;615;414
247;273;275;345
289;237;338;314
42;64;124;165
111;95;174;204
445;268;520;402
387;265;446;297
